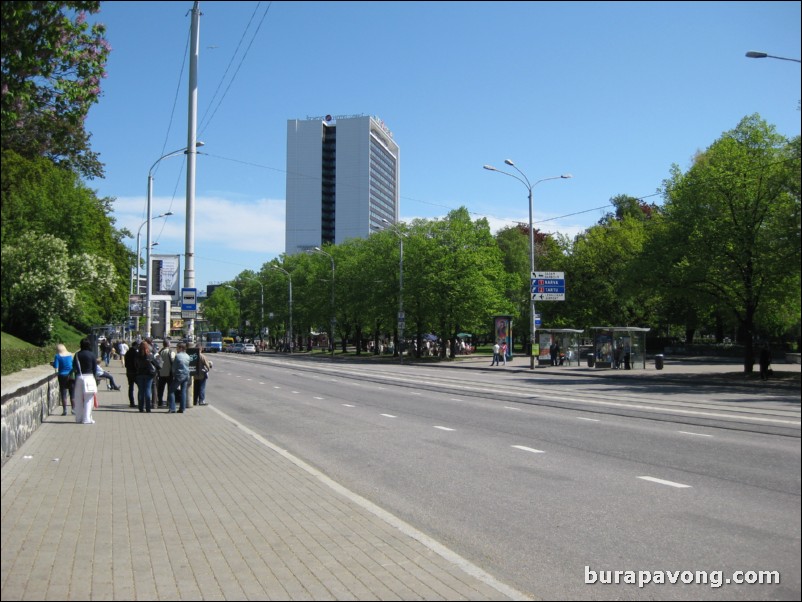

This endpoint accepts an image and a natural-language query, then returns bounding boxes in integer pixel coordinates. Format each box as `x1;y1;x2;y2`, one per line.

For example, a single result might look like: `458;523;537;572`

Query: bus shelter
536;329;584;366
590;327;650;369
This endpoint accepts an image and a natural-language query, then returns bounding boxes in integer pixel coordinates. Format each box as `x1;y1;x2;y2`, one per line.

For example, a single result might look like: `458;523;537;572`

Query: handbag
75;357;98;394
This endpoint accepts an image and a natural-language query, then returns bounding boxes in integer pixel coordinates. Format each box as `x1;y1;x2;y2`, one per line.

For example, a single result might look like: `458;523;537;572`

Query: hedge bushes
1;346;57;376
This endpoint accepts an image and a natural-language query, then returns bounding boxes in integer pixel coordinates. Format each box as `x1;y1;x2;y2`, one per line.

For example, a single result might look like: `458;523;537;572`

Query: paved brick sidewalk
1;394;528;601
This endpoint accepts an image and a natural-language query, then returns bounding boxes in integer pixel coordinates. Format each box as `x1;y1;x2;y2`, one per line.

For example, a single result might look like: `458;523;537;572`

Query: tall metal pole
313;247;335;356
223;285;242;338
527;186;536;370
184;0;201;342
484;163;571;369
383;219;405;361
242;276;264;343
270;266;293;352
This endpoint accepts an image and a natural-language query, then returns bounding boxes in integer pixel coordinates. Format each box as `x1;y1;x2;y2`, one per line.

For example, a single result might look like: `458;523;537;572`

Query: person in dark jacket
73;338;98;424
135;340;159;413
759;343;772;381
124;341;139;407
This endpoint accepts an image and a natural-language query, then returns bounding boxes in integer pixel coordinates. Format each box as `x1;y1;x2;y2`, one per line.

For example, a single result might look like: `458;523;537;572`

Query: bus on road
204;331;223;353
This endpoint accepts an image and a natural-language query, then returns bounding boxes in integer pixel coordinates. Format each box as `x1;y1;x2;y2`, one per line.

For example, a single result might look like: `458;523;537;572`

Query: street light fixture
241;275;264;345
484;160;572;369
745;50;801;63
222;284;242;338
133;212;172;332
269;266;293;352
145;141;204;338
310;246;335;356
382;218;406;361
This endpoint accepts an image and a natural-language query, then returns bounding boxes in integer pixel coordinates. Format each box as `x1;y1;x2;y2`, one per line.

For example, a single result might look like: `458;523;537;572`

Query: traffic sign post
531;271;565;301
181;287;197;320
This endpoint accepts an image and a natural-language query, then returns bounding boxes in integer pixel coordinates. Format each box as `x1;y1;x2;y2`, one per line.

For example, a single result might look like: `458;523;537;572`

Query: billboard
151;254;181;301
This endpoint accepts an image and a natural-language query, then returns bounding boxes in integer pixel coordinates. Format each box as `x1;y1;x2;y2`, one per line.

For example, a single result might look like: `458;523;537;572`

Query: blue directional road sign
531;271;565;301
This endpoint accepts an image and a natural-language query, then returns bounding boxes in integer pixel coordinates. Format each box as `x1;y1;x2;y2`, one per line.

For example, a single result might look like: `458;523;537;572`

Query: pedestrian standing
52;343;75;416
491;342;500;366
157;339;175;408
124;341;139;407
135;340;159;413
168;342;190;413
118;340;129;367
73;338;98;424
500;341;508;366
193;350;213;406
759;342;772;381
100;338;112;367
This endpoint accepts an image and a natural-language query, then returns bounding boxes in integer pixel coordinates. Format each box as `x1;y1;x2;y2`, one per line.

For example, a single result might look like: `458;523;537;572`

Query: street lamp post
134;213;171;332
269;266;293;352
222;284;242;338
145;142;204;339
311;247;335;356
745;50;801;63
242;276;264;345
382;218;405;361
484;161;572;369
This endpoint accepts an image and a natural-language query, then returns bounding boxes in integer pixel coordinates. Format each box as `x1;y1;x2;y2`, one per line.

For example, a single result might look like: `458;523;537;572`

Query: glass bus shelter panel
537;329;584;366
591;327;650;369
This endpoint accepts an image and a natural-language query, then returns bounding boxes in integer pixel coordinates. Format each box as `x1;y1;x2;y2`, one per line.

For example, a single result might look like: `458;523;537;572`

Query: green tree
1;231;116;345
657;115;801;371
1;1;109;179
201;287;239;335
1;150;132;332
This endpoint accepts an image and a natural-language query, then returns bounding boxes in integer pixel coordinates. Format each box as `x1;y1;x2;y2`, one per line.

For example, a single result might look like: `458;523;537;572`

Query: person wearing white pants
73;338;98;424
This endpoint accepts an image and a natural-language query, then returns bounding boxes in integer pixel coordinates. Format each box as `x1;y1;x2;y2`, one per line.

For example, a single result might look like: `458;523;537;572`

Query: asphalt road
206;353;801;601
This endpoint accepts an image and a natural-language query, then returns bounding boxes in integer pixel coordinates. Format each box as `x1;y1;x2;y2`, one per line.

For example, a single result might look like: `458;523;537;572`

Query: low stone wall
1;366;60;466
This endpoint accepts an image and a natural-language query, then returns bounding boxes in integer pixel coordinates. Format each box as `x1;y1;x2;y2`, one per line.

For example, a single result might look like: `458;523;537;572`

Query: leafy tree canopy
1;1;109;179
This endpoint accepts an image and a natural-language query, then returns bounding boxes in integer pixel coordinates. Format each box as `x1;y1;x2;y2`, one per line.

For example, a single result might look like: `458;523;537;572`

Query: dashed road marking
638;476;691;488
512;445;545;454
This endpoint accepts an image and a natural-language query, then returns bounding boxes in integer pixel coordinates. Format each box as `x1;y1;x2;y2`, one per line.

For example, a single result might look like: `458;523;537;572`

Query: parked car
230;343;245;353
242;343;257;354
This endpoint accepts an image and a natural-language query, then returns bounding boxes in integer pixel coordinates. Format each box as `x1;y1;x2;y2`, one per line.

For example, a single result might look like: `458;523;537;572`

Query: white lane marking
678;431;713;438
504;406;522;411
410;392;422;396
381;414;397;418
450;398;464;402
342;404;355;408
314;396;324;400
434;426;455;431
512;445;545;454
273;386;281;389
638;476;691;488
577;417;601;422
209;405;531;601
292;391;299;394
259;382;265;385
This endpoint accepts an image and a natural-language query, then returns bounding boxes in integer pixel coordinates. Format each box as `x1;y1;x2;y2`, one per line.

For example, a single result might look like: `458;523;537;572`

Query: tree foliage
1;1;109;179
655;115;801;370
1;150;131;338
1;231;116;345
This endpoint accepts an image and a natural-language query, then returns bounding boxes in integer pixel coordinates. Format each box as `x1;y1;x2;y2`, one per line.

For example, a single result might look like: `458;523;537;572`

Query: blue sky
84;1;801;292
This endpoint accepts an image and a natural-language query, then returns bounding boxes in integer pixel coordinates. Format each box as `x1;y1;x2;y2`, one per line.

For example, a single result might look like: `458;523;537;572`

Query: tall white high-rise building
285;115;400;255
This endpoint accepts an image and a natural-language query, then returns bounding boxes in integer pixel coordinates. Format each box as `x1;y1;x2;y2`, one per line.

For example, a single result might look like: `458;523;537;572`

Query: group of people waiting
53;337;213;423
123;338;213;413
